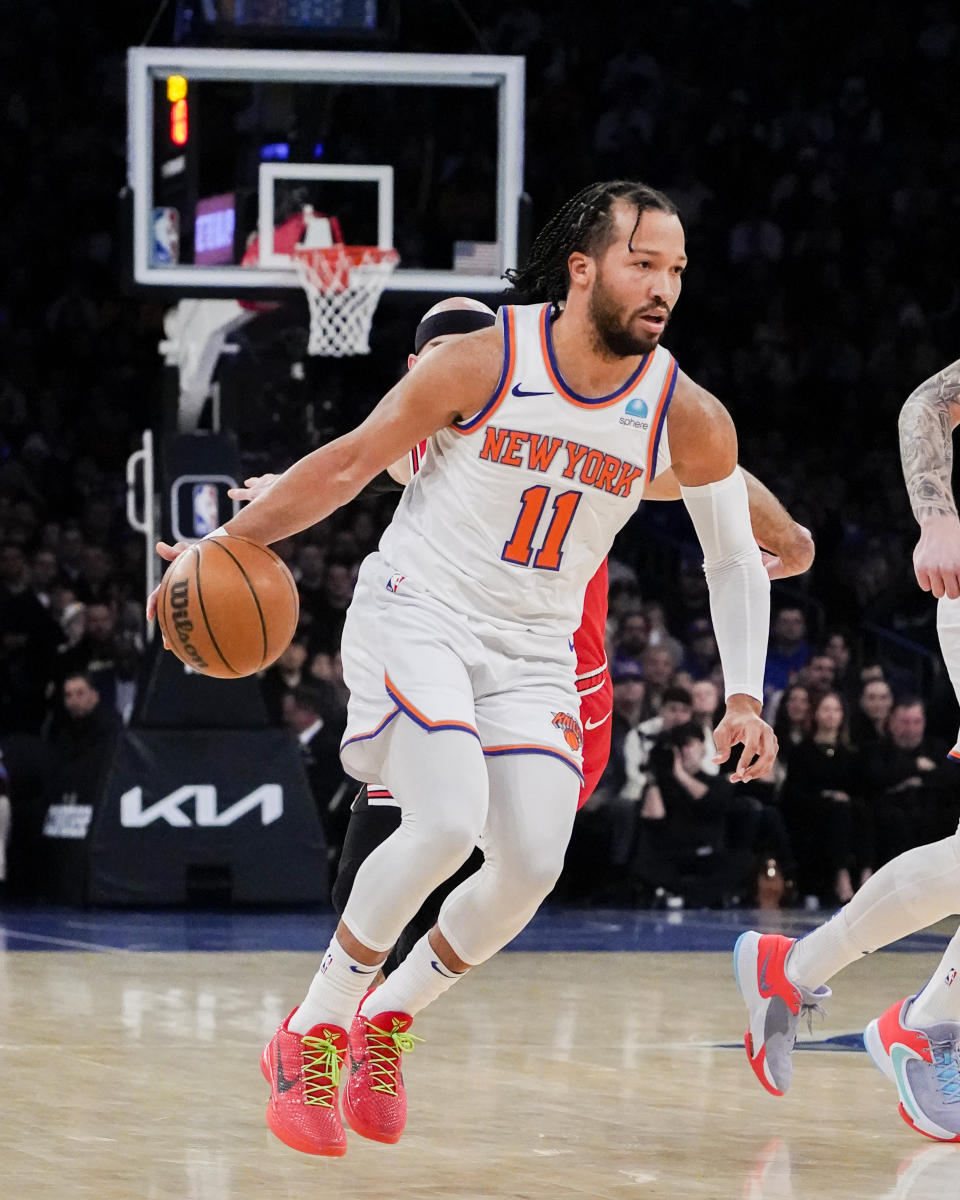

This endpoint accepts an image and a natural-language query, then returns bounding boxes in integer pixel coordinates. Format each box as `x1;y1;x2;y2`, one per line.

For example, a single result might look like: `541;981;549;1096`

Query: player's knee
409;813;480;873
503;840;566;907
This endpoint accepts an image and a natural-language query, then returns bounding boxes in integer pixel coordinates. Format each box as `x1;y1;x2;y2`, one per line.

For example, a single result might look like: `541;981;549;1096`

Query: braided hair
504;180;678;312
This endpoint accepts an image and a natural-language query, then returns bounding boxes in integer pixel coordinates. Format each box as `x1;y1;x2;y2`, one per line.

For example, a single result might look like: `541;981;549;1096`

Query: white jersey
378;302;677;638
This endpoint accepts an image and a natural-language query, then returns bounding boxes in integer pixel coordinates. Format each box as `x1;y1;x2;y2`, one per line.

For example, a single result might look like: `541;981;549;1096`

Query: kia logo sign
120;784;283;827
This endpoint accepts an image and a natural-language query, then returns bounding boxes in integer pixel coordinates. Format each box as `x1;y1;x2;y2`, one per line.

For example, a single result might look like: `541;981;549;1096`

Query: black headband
414;309;496;355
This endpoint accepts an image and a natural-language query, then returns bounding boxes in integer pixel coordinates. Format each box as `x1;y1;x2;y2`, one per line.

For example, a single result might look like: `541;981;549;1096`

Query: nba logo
320;951;334;975
152;206;180;266
192;484;219;537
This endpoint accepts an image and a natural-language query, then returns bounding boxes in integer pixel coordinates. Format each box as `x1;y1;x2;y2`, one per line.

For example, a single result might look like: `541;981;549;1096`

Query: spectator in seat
260;632;311;725
640;644;680;716
781;690;870;906
309;559;356;654
799;651;838;704
850;677;894;748
864;697;953;866
283;683;352;885
764;606;813;702
610;611;650;680
0;542;64;735
45;673;122;818
622;685;693;803
637;723;756;908
29;548;61;610
690;679;722;775
772;682;813;765
822;628;858;701
681;617;720;681
57;601;120;710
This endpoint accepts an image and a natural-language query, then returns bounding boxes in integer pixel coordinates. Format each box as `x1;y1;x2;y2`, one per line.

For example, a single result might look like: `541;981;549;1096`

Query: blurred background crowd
1;0;959;909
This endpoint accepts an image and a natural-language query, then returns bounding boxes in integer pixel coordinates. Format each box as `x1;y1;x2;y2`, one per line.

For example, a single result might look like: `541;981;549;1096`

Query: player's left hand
759;524;814;580
713;696;778;783
227;473;280;503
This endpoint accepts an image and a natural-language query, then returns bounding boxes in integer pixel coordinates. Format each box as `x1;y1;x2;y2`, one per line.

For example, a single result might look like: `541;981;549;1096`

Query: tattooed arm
899;358;960;598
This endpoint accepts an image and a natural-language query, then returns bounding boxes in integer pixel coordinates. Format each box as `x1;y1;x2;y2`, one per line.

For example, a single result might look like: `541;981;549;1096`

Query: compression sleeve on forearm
679;467;770;702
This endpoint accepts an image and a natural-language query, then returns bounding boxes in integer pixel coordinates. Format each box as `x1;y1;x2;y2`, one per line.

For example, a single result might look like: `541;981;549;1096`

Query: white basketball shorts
339;552;585;785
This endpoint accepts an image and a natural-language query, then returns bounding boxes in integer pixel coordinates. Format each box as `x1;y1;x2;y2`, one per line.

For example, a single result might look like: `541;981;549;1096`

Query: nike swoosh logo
890;1044;924;1124
431;959;456;978
758;950;773;995
349;964;380;974
276;1048;300;1094
349;1044;363;1076
511;383;551;398
584;712;611;731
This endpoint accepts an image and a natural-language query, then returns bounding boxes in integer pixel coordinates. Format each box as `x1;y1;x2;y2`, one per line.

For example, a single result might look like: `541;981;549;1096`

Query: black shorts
331;786;403;916
331;784;484;973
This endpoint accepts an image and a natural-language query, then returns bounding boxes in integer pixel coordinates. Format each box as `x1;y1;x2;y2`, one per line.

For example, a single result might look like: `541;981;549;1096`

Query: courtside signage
120;783;284;827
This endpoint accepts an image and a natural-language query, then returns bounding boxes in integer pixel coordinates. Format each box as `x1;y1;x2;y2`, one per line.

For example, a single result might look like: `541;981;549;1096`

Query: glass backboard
127;47;525;296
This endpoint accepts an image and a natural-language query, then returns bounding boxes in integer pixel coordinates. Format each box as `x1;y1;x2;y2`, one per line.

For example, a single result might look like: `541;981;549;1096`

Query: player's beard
588;274;670;357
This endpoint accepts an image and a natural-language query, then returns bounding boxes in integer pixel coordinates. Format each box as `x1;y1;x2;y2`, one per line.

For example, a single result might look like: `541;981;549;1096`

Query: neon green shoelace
301;1030;343;1107
365;1018;423;1096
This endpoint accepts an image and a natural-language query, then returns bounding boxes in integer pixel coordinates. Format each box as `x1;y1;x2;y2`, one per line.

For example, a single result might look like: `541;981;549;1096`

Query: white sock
361;933;465;1020
908;927;960;1028
289;934;386;1034
785;909;869;991
786;835;960;991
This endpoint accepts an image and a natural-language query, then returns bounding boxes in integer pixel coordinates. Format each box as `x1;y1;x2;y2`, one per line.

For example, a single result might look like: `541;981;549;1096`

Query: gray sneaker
864;996;960;1142
733;930;831;1095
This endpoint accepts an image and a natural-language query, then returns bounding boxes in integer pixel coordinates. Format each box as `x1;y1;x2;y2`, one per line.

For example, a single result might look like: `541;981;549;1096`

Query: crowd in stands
1;2;959;904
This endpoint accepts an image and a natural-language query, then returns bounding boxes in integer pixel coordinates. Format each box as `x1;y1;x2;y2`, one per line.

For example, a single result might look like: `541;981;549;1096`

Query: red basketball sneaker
260;1011;349;1156
342;1010;421;1143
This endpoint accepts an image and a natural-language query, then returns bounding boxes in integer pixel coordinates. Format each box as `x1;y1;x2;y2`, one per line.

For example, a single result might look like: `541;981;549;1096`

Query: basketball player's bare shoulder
664;369;737;485
405;324;505;425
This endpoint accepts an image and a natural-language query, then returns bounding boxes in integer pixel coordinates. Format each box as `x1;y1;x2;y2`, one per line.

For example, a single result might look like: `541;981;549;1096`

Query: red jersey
574;560;612;807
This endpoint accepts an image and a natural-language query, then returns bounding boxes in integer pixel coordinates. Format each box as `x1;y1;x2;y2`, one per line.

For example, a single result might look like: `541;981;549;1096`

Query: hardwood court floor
3;934;960;1199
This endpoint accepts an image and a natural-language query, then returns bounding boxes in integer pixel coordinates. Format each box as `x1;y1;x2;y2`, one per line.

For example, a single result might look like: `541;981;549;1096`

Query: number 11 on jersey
502;485;582;571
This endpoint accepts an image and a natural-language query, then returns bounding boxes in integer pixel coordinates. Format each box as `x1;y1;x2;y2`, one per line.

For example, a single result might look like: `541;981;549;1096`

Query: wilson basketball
157;535;299;679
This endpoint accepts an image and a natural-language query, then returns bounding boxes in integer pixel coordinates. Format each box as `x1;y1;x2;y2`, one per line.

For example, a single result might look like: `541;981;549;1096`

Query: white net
292;245;399;357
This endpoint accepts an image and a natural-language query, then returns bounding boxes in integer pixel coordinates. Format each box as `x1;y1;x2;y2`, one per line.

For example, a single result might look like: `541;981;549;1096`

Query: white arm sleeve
679;467;769;702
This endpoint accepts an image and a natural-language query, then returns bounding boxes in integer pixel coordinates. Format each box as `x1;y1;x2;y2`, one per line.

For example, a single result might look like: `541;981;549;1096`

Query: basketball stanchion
291;244;399;357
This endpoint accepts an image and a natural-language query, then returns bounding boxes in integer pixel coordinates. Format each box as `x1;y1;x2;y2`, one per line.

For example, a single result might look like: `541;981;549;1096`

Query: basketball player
150;180;778;1156
735;356;960;1143
230;295;809;984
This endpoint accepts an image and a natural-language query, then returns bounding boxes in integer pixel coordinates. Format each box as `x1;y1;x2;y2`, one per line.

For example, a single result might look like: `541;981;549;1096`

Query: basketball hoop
291;245;399;357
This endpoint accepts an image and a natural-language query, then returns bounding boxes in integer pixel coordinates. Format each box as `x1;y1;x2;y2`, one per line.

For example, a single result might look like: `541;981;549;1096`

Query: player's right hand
713;696;778;783
913;515;960;599
227;473;280;503
760;524;814;581
145;540;190;627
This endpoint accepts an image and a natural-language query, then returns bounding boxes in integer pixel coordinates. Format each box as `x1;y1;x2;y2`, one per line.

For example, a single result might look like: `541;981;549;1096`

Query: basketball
157;535;299;679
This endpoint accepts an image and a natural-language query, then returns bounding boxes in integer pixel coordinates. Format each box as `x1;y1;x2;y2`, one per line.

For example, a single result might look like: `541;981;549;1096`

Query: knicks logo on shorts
551;712;583;752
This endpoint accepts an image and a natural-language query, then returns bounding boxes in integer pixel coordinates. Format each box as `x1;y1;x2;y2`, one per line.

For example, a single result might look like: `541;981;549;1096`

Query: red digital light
170;98;188;146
